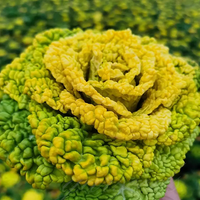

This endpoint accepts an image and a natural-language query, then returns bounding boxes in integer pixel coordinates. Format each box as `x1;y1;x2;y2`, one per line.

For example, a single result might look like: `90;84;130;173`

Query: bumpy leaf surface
0;28;200;199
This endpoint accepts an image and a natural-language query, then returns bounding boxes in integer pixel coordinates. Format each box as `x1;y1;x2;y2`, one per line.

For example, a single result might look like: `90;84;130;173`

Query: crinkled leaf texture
0;28;200;199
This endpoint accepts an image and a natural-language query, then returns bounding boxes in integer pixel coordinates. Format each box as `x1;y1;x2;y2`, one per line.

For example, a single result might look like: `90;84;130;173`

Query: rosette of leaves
0;28;200;199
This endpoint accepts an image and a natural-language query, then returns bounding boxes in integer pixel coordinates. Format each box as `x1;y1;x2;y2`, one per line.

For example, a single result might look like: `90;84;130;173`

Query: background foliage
0;160;60;200
0;0;200;199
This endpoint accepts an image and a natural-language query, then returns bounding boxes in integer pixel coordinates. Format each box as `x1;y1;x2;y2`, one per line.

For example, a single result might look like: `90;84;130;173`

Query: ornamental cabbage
0;28;200;199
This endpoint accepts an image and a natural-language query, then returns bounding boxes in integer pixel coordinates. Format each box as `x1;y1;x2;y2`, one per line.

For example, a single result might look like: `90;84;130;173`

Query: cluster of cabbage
0;28;200;199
